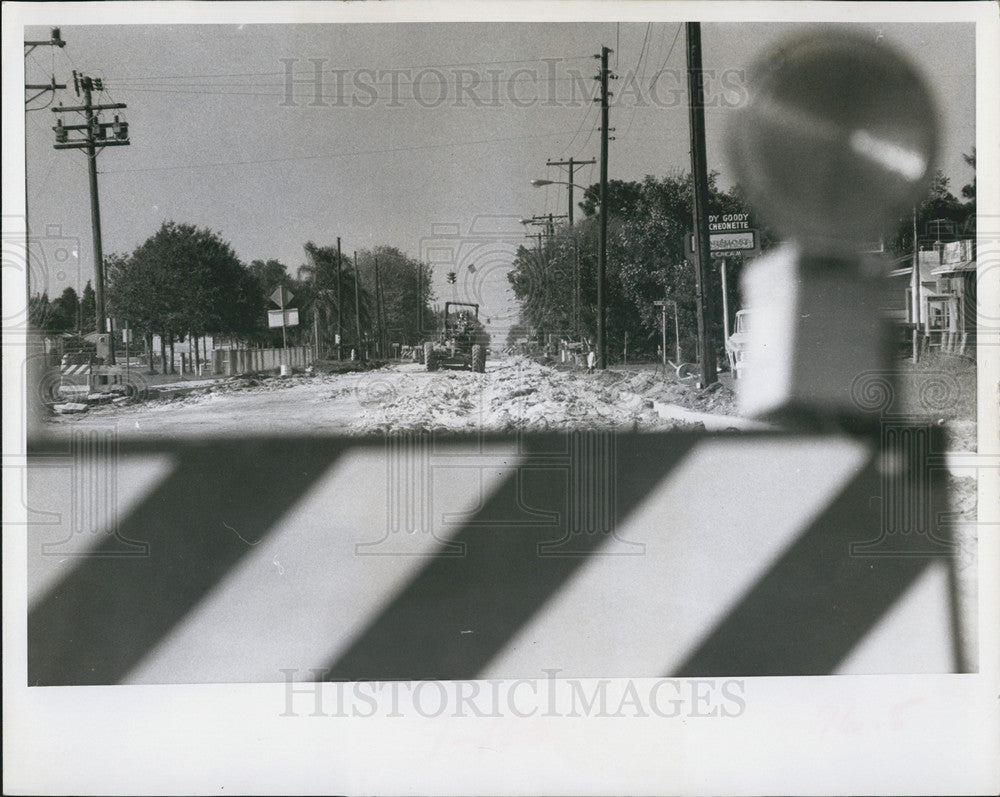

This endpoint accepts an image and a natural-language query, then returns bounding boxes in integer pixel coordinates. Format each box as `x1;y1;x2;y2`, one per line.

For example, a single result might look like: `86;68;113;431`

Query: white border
4;3;999;795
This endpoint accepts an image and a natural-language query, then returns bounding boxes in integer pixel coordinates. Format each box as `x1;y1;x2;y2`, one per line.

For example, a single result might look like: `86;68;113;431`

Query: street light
530;179;588;227
531;177;601;364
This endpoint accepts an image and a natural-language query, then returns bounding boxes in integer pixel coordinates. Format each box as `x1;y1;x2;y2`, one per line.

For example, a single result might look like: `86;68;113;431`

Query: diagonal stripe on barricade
668;454;953;677
24;428;960;684
325;433;699;681
27;439;348;686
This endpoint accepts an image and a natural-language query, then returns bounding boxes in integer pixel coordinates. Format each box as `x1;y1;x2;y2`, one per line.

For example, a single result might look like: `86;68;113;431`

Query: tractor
422;302;487;373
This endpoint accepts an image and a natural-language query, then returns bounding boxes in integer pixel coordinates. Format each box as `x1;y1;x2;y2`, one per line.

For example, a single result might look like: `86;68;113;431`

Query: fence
212;346;313;376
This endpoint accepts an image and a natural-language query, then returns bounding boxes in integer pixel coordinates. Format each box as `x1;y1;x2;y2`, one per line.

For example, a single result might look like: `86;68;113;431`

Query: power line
110;74;590;89
99;128;588;175
106;75;591;101
104;55;596;83
653;23;684;78
634;22;652;81
555;100;599;159
617;22;654;143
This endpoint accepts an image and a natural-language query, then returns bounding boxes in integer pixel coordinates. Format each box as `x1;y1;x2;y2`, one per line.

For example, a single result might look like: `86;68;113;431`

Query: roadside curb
651;400;776;431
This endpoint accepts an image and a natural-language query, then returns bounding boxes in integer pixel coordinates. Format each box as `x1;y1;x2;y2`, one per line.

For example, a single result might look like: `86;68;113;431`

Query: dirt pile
353;357;673;434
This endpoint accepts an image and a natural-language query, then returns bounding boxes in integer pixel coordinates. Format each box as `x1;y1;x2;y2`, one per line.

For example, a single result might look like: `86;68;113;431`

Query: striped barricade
25;424;966;686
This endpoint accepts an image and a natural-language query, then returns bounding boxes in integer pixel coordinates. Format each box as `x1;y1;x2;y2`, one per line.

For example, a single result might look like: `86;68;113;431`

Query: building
884;239;976;355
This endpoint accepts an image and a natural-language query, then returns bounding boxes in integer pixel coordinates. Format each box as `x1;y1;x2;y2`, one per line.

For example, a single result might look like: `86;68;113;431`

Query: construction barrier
25;424;964;686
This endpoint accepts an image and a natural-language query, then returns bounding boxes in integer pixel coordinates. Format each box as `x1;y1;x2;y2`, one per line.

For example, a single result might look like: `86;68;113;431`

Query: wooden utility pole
25;28;66;308
596;45;614;369
574;240;581;339
336;236;343;360
546;157;596;227
673;300;681;365
312;275;320;361
373;256;383;358
655;300;667;367
686;23;717;386
911;207;921;362
52;72;130;365
353;251;364;359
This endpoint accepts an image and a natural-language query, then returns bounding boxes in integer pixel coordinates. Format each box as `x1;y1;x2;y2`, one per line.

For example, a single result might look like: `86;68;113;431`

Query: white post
720;257;731;339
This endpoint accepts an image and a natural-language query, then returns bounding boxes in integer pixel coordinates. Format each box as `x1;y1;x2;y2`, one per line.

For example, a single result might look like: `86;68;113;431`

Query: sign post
123;321;130;386
720;258;731;339
654;299;683;366
653;300;667;367
269;286;296;372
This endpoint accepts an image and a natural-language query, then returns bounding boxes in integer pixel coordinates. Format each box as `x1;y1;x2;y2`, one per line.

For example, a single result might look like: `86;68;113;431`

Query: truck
421;301;487;373
725;309;752;378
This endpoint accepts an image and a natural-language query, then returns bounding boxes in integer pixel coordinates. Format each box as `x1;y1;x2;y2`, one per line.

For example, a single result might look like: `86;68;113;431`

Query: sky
18;14;977;339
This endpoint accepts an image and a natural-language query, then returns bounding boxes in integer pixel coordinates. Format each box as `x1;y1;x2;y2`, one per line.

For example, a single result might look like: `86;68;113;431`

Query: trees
28;292;51;330
298;242;372;356
508;171;753;362
356;246;435;348
102;221;438;366
27;287;79;332
80;280;95;333
48;287;80;332
107;222;264;368
887;154;977;256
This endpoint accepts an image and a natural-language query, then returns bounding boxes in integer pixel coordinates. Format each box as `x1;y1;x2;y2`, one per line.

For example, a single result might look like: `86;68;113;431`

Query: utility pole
373;256;383;358
672;299;681;364
655;300;668;367
52;72;130;364
574;241;581;339
25;28;67;309
336;236;343;360
546;157;596;227
685;23;717;386
353;251;364;360
911;206;921;362
596;45;614;369
522;214;566;238
25;28;66;105
311;265;320;361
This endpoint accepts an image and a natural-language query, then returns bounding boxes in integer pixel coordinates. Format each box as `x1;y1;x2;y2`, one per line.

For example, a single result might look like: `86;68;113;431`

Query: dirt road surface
40;357;695;439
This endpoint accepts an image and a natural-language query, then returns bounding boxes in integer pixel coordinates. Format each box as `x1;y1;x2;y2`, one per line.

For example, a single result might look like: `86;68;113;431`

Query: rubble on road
353;357;704;434
54;403;88;414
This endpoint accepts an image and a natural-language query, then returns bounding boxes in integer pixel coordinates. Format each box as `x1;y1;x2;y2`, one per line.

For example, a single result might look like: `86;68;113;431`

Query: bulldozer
421;302;487;373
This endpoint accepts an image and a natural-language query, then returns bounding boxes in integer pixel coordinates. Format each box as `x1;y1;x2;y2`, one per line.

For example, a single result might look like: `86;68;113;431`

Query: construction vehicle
422;302;487;373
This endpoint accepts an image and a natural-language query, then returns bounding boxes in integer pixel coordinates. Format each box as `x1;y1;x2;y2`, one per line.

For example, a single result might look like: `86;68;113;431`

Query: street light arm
530;178;588;190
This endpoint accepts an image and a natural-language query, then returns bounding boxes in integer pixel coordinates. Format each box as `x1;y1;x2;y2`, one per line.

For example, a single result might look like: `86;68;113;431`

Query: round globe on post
726;27;938;256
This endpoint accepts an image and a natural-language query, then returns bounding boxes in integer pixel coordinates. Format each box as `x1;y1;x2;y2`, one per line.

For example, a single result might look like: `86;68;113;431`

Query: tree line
508;153;976;364
28;220;436;368
507;171;766;362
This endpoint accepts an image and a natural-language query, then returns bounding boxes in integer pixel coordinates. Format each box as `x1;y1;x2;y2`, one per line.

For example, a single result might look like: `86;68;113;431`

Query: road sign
268;309;299;328
687;229;760;256
707;213;752;233
269;286;294;307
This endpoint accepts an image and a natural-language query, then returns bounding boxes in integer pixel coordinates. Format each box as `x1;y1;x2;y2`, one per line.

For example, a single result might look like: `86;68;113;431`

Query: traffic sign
269;286;294;307
267;308;299;328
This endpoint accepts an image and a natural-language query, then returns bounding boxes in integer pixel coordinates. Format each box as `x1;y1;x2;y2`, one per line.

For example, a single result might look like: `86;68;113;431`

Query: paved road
42;363;434;438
